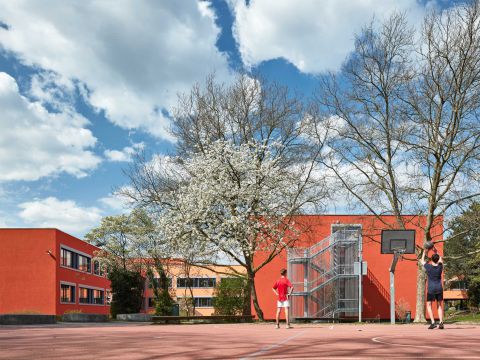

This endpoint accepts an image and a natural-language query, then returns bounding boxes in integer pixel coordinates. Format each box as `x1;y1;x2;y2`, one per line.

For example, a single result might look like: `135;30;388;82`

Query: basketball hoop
381;230;416;325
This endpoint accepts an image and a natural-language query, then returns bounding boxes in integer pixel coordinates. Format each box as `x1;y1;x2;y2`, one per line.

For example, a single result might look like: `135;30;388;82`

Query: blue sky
0;0;456;237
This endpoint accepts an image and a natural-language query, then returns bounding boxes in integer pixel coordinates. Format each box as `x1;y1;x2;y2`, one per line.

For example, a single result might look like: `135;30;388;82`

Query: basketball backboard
381;230;415;254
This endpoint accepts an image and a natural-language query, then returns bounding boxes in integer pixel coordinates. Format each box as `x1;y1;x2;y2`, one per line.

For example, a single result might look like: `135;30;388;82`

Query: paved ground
1;322;480;359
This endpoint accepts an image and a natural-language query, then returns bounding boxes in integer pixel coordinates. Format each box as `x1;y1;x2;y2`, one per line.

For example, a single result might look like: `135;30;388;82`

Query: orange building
1;215;443;321
143;262;245;316
254;215;443;321
0;229;111;315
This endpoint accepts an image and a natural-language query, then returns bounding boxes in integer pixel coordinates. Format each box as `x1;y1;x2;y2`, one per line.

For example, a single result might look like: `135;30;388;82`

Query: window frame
60;281;76;304
59;244;92;274
78;284;105;306
176;277;216;289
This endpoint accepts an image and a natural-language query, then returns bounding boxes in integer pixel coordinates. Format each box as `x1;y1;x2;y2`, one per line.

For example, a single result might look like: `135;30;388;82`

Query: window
60;283;75;303
148;297;155;308
79;287;104;305
451;281;467;290
79;287;94;304
176;277;216;288
93;289;104;305
177;297;214;308
60;247;91;273
194;297;214;308
93;260;105;276
79;287;103;305
61;248;77;269
78;255;91;273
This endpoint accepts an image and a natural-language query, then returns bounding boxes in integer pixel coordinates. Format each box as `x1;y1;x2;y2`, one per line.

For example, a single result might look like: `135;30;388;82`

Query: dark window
61;248;77;269
78;255;91;273
60;284;75;303
148;297;155;308
451;281;467;290
61;248;91;273
176;278;216;288
93;289;104;305
194;297;214;308
79;287;94;304
93;260;104;276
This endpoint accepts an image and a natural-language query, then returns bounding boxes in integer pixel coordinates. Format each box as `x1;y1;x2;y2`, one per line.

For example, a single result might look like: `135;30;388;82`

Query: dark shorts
427;292;443;302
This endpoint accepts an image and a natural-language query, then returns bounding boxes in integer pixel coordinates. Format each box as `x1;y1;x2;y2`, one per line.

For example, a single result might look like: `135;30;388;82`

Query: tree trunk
414;260;427;322
249;272;264;321
243;278;252;317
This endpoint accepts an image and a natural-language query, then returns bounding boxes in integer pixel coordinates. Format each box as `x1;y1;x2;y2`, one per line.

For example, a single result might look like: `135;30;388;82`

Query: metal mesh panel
287;227;361;319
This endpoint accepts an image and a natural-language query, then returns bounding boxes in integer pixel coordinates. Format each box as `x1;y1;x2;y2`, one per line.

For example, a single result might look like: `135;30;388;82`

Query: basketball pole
390;269;395;324
389;251;402;325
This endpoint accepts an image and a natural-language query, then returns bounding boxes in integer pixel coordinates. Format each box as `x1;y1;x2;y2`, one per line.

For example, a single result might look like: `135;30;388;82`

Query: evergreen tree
109;268;145;318
445;202;480;307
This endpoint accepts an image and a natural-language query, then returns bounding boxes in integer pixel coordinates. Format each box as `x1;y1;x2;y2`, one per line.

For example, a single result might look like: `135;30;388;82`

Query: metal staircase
287;226;362;320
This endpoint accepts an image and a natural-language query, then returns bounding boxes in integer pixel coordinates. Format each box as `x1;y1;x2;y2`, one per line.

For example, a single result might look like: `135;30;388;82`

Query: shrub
154;289;175;316
64;309;83;314
213;277;247;316
108;268;144;318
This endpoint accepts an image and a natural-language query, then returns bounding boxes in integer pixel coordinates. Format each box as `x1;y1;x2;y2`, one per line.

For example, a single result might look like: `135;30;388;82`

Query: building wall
144;263;245;316
253;215;443;321
0;229;110;316
55;230;111;315
0;229;57;315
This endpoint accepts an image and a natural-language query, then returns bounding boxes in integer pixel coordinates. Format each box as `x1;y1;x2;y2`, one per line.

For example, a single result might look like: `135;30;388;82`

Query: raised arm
420;247;428;266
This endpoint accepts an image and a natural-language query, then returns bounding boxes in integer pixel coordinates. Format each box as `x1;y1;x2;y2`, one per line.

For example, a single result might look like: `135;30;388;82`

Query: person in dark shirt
421;245;444;329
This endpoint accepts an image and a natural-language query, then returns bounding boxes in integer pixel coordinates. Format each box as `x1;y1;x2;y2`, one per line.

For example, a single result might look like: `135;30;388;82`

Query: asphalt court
1;322;479;359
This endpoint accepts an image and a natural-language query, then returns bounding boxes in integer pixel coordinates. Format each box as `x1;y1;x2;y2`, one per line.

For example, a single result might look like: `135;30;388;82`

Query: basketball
424;241;434;250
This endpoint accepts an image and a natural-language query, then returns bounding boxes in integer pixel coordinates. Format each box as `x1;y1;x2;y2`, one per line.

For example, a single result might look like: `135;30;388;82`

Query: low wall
0;314;56;325
62;313;109;322
116;313;152;321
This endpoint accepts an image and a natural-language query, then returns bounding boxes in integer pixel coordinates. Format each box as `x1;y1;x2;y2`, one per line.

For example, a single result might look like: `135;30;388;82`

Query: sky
0;0;457;237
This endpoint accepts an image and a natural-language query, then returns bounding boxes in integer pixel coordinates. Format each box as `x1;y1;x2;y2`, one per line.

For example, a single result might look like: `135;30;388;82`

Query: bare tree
404;1;480;321
172;74;319;173
315;3;480;322
315;12;414;229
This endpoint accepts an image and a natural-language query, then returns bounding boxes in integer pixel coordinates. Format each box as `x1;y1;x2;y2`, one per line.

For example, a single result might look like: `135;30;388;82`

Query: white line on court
371;336;437;349
240;330;308;359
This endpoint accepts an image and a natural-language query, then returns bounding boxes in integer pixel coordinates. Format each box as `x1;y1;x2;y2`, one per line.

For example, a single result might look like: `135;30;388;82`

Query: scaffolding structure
287;226;362;320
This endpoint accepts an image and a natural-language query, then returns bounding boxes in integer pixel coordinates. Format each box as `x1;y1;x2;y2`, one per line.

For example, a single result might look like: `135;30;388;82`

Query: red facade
254;215;443;320
0;229;110;315
1;215;443;320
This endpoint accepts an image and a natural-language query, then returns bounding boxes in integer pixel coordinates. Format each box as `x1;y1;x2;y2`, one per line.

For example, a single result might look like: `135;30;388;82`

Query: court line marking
372;337;437;349
240;330;308;359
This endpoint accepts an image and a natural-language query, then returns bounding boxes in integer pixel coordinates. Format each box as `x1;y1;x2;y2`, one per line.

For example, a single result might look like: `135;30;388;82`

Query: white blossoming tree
156;140;317;320
122;75;328;320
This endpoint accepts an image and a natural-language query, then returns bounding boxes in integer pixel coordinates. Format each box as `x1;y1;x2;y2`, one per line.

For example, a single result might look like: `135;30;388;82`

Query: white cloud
18;197;102;235
230;0;427;73
0;72;101;181
0;0;232;139
99;192;132;213
104;143;144;162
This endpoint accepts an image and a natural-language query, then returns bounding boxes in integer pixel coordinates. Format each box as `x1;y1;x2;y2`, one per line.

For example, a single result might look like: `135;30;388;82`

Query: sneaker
275;324;280;329
428;323;437;329
439;323;444;329
286;325;292;329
